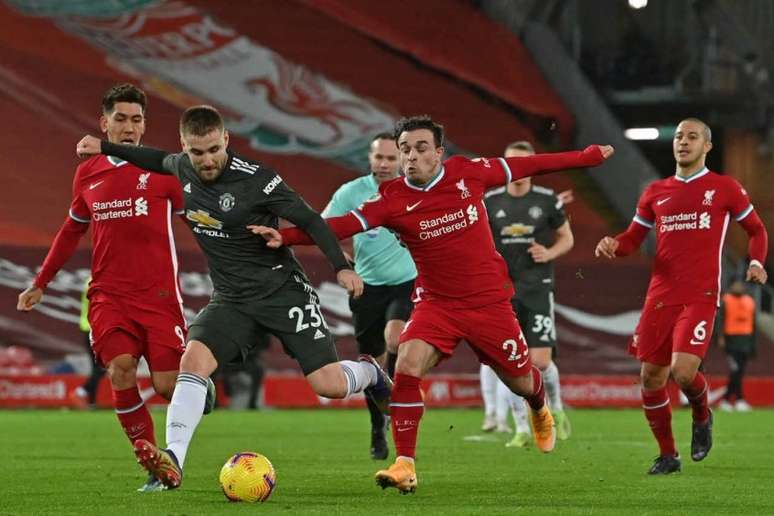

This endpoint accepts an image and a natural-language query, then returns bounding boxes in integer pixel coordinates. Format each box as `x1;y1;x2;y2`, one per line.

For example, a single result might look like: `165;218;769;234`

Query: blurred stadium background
1;0;773;410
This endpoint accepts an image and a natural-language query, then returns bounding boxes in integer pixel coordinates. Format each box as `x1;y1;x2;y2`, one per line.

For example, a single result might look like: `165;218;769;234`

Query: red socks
113;387;155;446
681;372;710;424
390;374;424;459
524;366;546;411
641;387;676;457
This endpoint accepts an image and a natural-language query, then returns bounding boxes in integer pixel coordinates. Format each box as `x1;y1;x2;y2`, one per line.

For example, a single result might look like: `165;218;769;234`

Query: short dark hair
394;115;444;148
678;117;712;142
180;105;224;136
504;141;535;154
371;132;394;144
101;83;147;114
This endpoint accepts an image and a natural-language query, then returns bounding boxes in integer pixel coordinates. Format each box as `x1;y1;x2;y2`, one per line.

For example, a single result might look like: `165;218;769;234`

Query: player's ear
435;146;444;160
223;130;230;148
179;133;187;151
99;115;108;134
704;140;713;154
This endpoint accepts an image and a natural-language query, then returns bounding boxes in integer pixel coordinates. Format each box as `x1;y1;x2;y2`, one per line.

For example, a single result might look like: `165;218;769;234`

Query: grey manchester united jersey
162;151;309;301
484;185;566;293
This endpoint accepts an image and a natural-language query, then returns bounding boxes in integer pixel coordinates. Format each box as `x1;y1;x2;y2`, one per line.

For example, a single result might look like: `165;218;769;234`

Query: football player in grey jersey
77;106;391;490
482;141;574;447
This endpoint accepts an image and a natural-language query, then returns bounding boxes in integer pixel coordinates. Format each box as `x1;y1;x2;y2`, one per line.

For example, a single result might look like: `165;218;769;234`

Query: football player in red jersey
17;84;210;492
251;115;614;493
595;118;768;475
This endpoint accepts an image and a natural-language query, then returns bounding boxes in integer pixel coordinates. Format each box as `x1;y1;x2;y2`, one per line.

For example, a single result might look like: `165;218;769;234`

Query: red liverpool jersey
352;156;520;308
69;155;184;303
632;167;753;306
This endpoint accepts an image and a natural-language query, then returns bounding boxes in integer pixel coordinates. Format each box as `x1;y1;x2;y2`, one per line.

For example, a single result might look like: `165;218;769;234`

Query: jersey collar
675;166;709;183
106;155;128;167
404;166;445;192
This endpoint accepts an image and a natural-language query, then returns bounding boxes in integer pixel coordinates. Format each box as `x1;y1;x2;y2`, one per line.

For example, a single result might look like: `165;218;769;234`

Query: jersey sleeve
452;156;510;189
161;153;188;179
632;184;656;229
460;146;606;190
350;192;391;231
547;194;568;230
725;177;754;221
256;172;309;219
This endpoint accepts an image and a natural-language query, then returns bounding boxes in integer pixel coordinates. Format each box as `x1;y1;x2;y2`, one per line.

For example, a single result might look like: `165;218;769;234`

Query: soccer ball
219;452;277;503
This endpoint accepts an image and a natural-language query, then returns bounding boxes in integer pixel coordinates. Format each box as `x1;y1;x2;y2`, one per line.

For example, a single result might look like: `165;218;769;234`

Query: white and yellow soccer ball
219;452;277;503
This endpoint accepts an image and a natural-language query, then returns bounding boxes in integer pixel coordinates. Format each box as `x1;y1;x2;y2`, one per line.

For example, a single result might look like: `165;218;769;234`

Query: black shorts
348;279;415;356
512;289;556;350
188;273;338;375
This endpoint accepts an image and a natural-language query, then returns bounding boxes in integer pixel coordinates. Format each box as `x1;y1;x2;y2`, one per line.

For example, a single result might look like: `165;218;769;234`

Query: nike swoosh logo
406;201;423;212
689;339;705;346
517;359;529;368
656;197;671;206
397;427;413;432
89;180;105;190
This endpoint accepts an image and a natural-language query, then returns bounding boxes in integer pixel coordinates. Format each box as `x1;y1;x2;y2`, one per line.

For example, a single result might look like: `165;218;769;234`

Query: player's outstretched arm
76;135;172;174
250;214;365;247
505;145;614;184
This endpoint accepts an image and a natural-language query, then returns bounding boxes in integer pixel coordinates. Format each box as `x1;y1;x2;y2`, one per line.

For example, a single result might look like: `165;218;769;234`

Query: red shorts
88;291;186;372
399;298;531;376
629;301;717;366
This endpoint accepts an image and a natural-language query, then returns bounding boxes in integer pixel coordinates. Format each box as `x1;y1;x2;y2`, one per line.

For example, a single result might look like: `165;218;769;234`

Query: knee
671;368;695;389
107;356;138;389
179;341;218;377
394;353;423;377
640;370;667;390
306;363;344;398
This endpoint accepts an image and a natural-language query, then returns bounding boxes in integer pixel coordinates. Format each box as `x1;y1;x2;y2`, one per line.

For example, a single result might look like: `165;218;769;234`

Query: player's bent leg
497;367;555;453
375;340;439;493
671;353;712;462
305;357;392;411
532;349;570;440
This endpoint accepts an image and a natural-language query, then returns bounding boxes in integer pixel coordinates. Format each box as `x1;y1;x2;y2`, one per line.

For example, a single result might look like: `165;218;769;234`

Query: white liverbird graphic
702;189;715;206
137;173;151;190
456;179;471;199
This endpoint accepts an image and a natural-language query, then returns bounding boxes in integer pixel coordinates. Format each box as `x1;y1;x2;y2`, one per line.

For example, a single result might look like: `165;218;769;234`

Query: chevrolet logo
186;209;223;229
501;223;534;237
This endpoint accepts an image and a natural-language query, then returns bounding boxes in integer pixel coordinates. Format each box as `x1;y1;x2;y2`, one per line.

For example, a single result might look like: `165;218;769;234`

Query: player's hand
598;145;615;160
594;236;619;259
528;243;554;263
17;287;43;311
76;135;102;158
557;189;574;205
337;269;363;298
247;225;284;248
746;263;767;284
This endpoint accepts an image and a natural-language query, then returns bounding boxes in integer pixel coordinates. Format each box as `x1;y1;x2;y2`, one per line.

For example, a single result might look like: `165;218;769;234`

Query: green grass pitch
1;408;773;515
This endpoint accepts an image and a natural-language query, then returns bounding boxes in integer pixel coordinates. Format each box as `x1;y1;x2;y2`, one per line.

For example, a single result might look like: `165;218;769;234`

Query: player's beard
197;165;224;183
